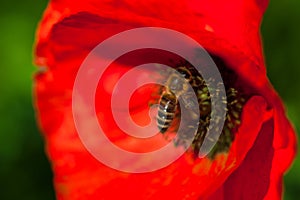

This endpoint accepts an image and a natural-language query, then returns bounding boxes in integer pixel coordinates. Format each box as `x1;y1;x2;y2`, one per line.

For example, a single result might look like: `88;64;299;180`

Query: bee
157;66;197;133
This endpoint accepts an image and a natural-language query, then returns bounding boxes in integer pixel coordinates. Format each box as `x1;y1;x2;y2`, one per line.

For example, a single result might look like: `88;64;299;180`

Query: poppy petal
34;0;297;199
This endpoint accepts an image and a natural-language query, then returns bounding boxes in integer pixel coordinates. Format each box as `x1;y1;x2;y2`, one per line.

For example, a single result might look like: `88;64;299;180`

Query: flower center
156;55;247;159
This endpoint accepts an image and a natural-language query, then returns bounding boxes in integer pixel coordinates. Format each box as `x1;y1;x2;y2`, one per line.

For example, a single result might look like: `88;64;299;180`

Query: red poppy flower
34;0;297;199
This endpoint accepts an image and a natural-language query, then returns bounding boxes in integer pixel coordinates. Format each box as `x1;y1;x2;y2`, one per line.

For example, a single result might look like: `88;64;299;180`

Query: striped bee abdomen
157;91;178;133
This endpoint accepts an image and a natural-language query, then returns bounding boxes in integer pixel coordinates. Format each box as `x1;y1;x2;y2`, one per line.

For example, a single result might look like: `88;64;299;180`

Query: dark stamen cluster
156;56;247;159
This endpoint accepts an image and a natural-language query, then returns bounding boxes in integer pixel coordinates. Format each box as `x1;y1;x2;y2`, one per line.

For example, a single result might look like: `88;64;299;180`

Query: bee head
167;74;186;93
177;66;192;82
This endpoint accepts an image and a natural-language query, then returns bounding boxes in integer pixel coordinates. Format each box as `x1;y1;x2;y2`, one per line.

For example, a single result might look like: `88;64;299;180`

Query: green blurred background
263;1;300;199
0;0;298;199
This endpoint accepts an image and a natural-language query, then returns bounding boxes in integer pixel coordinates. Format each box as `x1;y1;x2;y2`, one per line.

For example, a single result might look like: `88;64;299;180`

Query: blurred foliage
262;0;300;199
0;0;54;199
0;0;298;199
